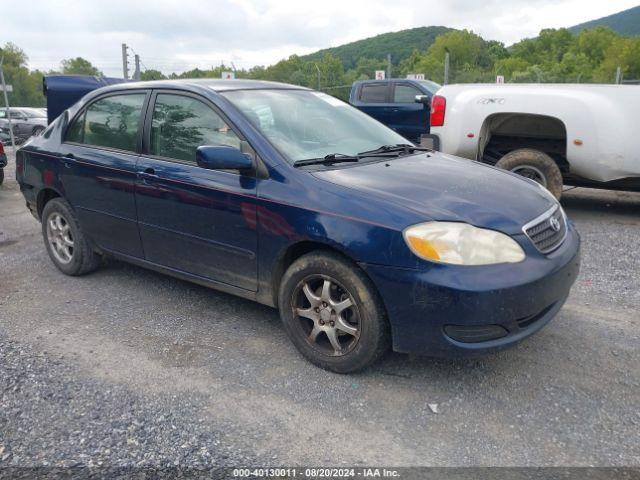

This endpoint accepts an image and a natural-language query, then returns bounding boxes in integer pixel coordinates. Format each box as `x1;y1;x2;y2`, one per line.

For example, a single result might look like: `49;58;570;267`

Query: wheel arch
479;112;569;172
36;187;63;219
269;240;380;308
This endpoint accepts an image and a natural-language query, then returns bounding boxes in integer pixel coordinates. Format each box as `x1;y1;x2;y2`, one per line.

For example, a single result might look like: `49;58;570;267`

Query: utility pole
444;51;450;85
615;66;622;84
121;43;129;80
386;54;392;79
315;63;321;91
133;54;141;81
0;56;16;150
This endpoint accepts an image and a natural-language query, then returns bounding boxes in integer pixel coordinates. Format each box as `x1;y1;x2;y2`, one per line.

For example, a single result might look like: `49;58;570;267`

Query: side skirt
102;248;268;306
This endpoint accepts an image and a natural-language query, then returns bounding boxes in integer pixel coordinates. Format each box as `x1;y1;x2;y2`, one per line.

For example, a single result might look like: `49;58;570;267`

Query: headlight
403;222;526;265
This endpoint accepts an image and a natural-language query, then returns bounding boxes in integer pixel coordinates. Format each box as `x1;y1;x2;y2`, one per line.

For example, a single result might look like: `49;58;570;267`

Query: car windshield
221;89;409;163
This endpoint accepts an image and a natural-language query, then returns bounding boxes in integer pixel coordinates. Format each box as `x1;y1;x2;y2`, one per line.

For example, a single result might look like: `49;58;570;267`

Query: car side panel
57;143;143;257
386;82;431;142
135;157;259;291
349;82;393;126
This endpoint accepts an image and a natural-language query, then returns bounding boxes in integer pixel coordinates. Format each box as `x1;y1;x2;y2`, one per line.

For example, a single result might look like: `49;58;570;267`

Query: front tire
278;251;390;373
495;148;563;199
41;198;100;276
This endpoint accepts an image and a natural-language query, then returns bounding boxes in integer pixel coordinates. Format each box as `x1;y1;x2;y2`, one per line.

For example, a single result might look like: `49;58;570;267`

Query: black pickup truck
349;78;440;144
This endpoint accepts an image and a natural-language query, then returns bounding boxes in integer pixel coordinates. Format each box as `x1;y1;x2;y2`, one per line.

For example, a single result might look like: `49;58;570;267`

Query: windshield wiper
293;147;413;168
293;153;361;167
358;143;431;156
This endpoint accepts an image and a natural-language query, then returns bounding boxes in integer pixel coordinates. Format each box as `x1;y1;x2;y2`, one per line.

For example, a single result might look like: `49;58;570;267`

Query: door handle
138;168;158;183
63;153;75;168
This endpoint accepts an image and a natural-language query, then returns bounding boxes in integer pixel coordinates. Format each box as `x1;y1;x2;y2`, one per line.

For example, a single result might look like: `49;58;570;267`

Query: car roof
353;79;426;85
100;78;310;93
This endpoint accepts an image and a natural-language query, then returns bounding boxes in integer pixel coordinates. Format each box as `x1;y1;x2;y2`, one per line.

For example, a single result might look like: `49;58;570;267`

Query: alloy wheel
291;275;361;356
46;212;74;264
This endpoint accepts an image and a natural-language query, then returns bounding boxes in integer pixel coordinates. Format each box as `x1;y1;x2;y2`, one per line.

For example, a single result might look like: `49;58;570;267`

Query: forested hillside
300;26;452;69
569;5;640;36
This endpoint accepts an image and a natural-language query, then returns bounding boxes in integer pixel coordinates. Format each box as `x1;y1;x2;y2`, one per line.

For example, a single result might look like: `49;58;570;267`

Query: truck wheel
495;148;563;199
41;198;101;276
278;251;390;373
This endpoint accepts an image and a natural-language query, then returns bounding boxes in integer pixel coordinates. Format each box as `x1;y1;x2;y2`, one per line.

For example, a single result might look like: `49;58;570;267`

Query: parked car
0;107;48;143
0;140;6;185
349;79;440;144
16;77;580;372
428;83;640;199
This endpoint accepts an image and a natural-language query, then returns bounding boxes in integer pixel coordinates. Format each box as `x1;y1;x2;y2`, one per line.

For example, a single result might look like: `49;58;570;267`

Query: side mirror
415;95;430;107
196;145;254;172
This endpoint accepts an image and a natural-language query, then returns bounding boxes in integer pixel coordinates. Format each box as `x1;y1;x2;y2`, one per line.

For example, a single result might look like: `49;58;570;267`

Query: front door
388;83;430;143
59;91;148;257
135;91;258;291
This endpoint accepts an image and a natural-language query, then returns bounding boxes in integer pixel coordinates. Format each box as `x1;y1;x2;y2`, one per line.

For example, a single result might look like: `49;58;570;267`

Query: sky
3;0;639;77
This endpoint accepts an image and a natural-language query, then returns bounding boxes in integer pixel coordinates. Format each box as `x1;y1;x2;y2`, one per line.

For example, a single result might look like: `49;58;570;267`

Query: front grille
523;205;567;253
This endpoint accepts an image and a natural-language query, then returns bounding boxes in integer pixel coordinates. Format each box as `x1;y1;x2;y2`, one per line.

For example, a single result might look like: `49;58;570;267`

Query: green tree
571;27;618;66
60;57;102;76
595;36;640;82
0;42;46;107
140;69;167;81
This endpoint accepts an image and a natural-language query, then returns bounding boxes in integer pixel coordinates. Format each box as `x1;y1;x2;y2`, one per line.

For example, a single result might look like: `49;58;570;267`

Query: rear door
134;90;258;291
11;110;31;137
356;82;392;125
60;91;149;257
388;82;430;143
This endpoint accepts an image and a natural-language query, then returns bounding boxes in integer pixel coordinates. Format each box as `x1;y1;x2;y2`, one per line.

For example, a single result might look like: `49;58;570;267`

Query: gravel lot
1;149;639;468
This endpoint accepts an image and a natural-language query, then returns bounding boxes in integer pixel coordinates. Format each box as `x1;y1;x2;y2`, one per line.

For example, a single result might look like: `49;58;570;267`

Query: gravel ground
0;149;639;469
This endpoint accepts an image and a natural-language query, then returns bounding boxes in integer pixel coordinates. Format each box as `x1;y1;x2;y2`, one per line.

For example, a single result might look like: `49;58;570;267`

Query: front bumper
361;224;580;357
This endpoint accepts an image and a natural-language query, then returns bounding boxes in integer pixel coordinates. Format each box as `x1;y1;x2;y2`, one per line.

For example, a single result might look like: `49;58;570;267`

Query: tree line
2;26;639;107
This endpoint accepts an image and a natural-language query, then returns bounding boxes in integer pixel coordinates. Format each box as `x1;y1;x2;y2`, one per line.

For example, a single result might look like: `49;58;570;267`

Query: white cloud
3;0;638;77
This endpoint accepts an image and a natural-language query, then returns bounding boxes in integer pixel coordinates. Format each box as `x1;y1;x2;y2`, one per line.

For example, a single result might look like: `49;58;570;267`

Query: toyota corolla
16;78;580;372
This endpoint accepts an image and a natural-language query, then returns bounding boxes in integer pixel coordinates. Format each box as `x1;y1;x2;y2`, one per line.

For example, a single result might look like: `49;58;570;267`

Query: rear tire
41;198;100;276
278;251;390;373
495;148;563;199
0;168;4;185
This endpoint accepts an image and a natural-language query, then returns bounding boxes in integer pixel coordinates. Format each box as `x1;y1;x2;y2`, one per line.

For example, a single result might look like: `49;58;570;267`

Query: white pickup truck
428;84;640;198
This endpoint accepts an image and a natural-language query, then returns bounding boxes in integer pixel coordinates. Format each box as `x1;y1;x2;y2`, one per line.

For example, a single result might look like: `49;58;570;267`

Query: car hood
311;152;556;235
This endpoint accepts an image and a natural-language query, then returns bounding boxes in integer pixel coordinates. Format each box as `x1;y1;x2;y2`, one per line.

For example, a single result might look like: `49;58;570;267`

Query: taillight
0;141;4;155
430;95;446;127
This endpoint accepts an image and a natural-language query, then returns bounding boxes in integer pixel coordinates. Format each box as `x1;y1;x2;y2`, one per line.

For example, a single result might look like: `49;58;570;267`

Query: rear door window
393;84;422;103
359;84;388;103
67;93;146;152
149;93;241;163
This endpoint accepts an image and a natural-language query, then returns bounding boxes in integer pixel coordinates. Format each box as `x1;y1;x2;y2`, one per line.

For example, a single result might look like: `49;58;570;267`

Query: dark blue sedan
16;79;580;373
